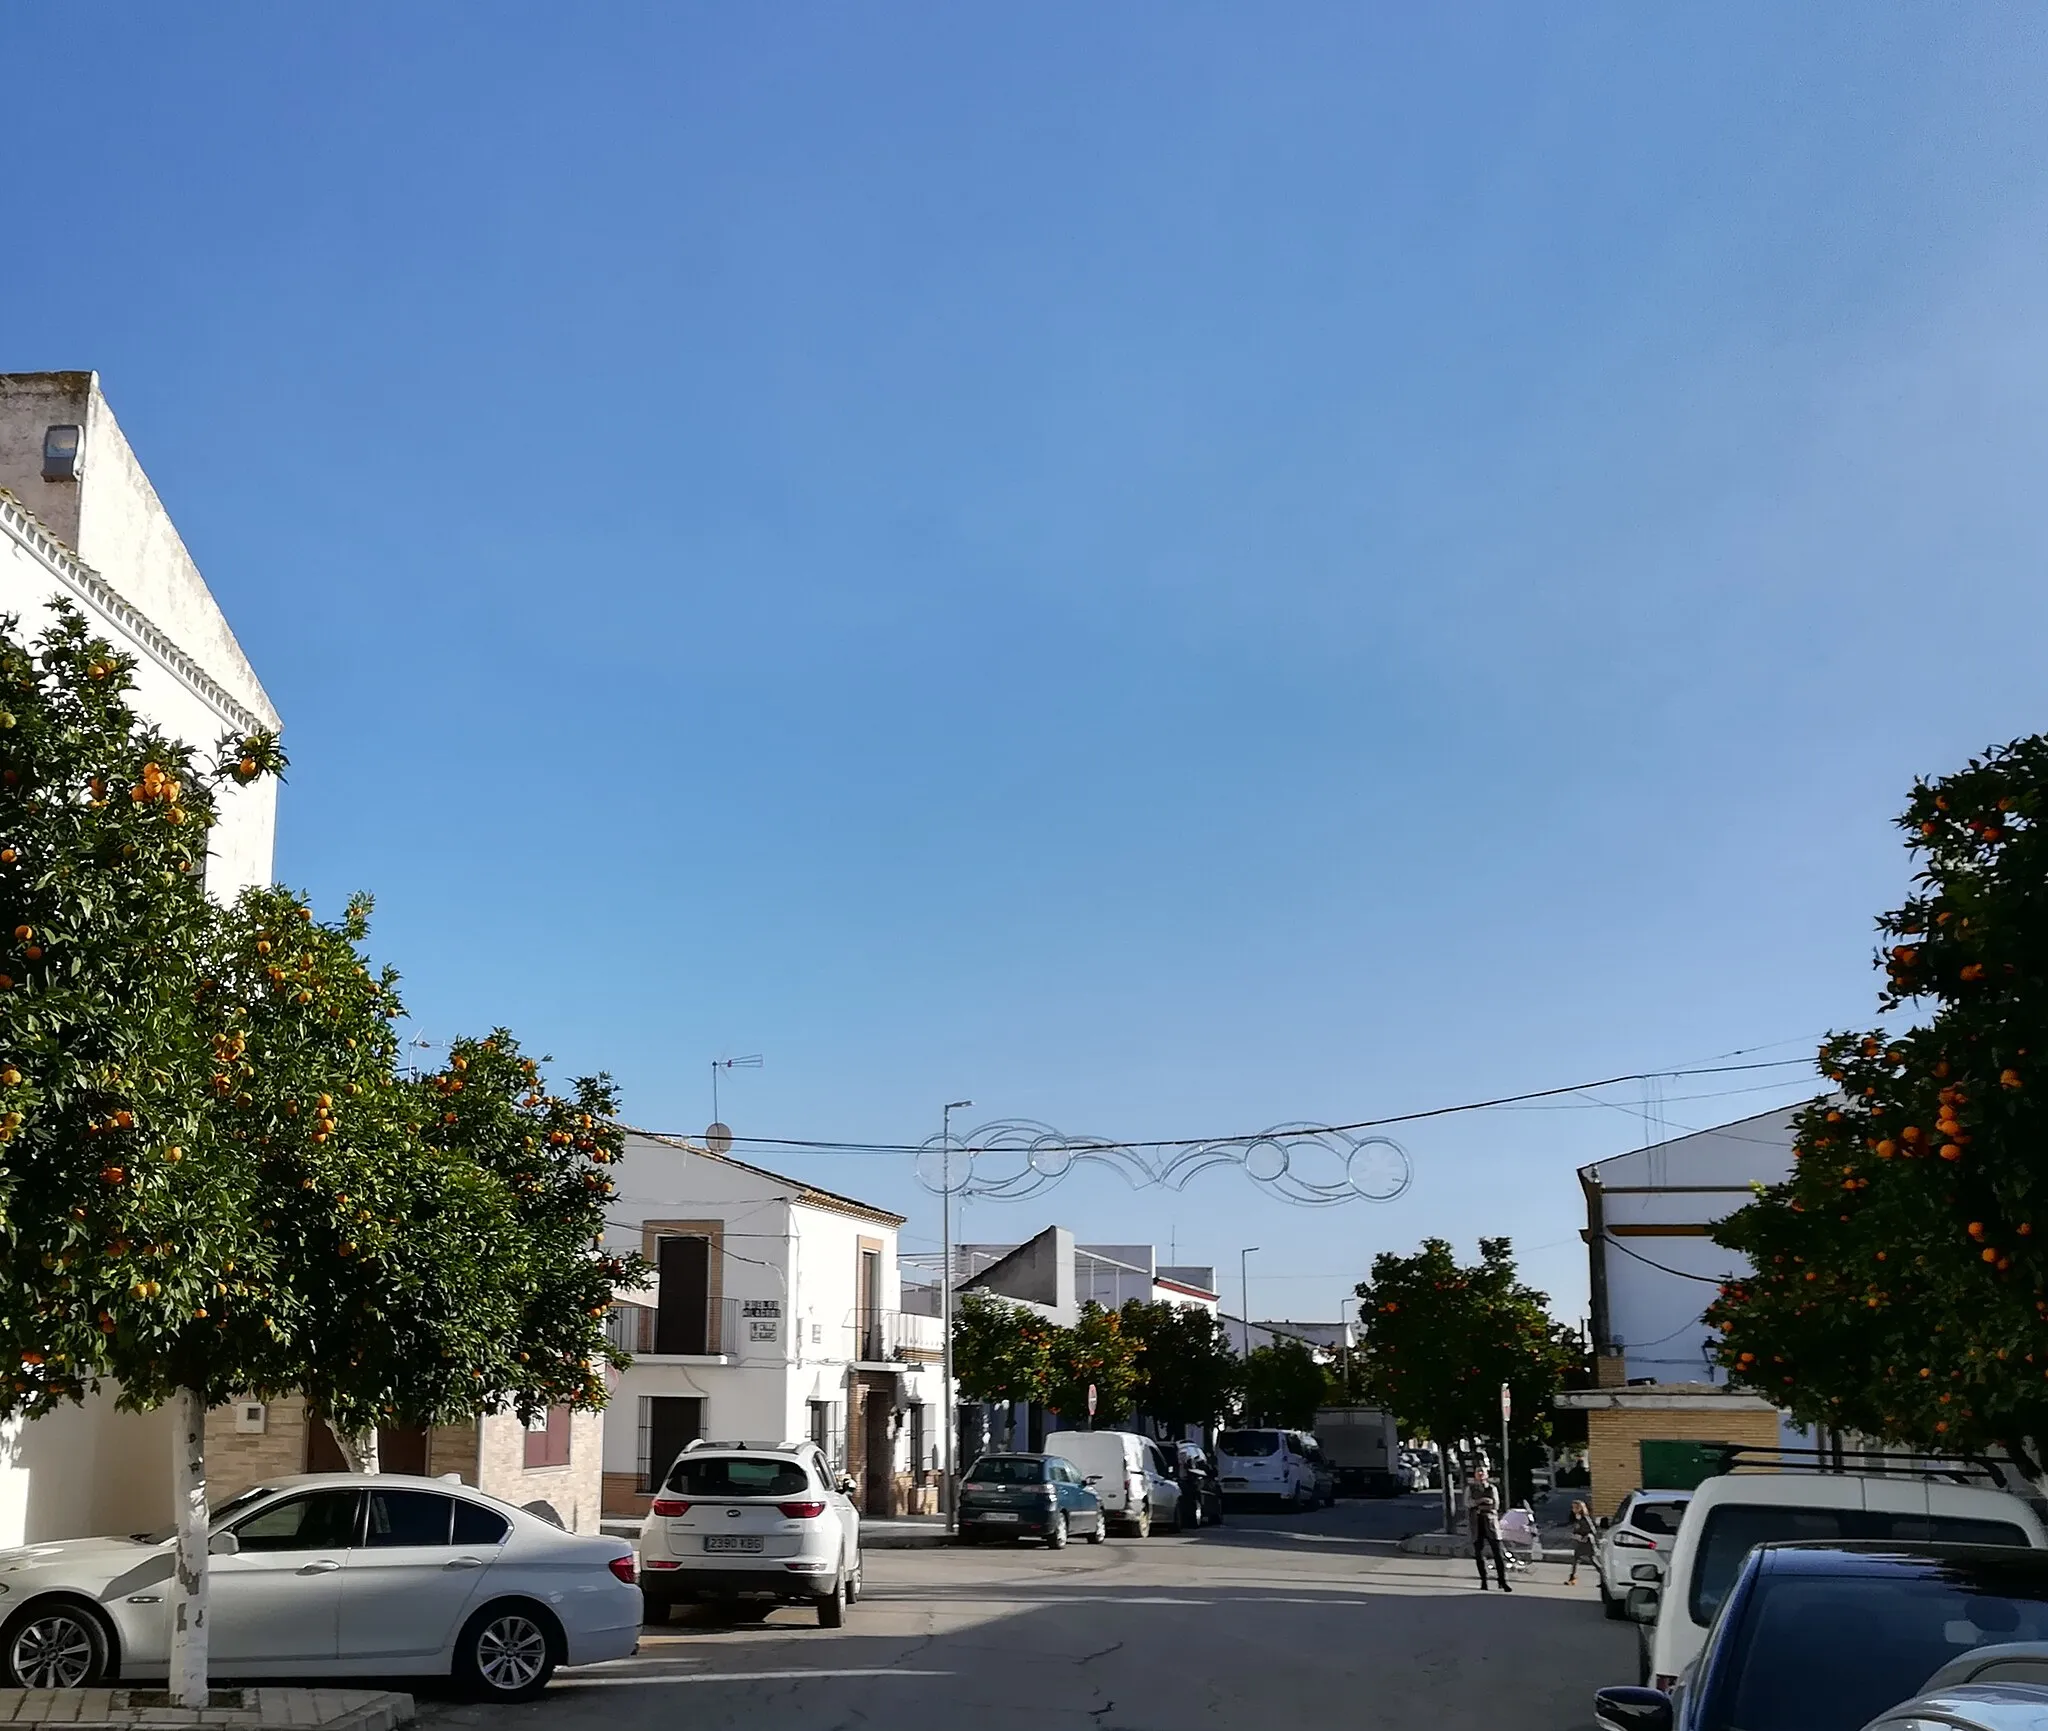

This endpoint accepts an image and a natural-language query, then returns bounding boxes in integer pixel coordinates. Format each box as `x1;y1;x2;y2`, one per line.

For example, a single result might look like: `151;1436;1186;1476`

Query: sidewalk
0;1690;411;1731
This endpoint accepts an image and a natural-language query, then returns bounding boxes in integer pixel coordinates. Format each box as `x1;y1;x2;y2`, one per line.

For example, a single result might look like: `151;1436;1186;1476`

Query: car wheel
1130;1500;1151;1539
847;1551;863;1604
641;1589;674;1625
1087;1513;1106;1544
1045;1511;1069;1550
455;1602;558;1703
1601;1579;1624;1621
0;1600;110;1690
818;1567;848;1628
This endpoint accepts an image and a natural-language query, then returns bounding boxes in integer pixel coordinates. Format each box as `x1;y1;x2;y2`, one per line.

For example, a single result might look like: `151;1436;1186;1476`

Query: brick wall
1587;1405;1781;1517
204;1394;314;1502
476;1409;605;1534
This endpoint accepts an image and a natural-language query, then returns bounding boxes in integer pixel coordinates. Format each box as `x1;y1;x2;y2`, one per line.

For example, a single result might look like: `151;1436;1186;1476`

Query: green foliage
1118;1298;1241;1433
1708;738;2048;1464
1045;1301;1138;1422
952;1291;1056;1406
1238;1337;1326;1428
0;605;288;1414
951;1295;1143;1423
411;1033;635;1423
0;603;643;1439
1353;1236;1576;1454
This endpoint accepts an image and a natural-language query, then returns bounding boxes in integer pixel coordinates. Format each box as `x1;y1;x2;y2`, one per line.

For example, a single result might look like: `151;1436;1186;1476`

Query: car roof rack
1707;1444;2011;1485
683;1438;804;1454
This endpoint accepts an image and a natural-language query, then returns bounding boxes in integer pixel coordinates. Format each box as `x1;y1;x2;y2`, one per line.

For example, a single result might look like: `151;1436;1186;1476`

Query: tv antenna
707;1055;763;1155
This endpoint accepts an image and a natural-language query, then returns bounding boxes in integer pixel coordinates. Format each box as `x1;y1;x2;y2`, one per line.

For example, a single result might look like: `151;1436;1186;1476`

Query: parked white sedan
0;1474;640;1700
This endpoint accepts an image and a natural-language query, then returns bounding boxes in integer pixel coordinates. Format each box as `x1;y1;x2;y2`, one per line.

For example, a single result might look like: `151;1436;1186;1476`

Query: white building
0;373;278;899
931;1230;1220;1324
0;372;284;1545
1581;1104;1800;1385
603;1132;940;1521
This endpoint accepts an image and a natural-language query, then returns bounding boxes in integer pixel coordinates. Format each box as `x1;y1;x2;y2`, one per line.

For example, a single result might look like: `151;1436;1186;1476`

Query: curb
861;1526;954;1550
0;1689;415;1731
1397;1530;1574;1564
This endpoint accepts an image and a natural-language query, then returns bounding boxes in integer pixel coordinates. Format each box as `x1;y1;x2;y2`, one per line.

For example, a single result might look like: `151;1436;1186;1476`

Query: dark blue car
1596;1542;2048;1731
957;1453;1106;1549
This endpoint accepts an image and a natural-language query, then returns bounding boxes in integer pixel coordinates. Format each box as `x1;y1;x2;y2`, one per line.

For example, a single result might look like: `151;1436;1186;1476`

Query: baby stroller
1497;1502;1540;1572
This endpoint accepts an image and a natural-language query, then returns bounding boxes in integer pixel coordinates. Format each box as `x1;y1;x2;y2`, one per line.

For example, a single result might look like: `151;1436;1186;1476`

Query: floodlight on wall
41;425;83;483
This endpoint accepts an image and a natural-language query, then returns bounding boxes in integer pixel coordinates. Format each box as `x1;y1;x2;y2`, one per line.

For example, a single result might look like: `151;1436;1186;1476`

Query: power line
633;1057;1816;1158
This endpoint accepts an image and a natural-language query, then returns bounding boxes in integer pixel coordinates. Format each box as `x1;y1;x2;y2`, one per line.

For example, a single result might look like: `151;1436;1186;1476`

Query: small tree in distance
1238;1336;1326;1430
1353;1236;1576;1524
1118;1298;1241;1437
1046;1301;1139;1425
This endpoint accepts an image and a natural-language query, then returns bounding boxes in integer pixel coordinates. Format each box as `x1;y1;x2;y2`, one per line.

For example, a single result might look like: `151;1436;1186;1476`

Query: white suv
1597;1489;1692;1617
638;1442;862;1626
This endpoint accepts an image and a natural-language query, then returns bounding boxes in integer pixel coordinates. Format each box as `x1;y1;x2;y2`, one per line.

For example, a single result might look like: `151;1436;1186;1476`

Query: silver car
0;1473;640;1701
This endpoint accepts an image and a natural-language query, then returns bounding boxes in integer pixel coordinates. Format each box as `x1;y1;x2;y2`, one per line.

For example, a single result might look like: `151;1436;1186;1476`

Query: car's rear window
1631;1500;1689;1536
1689;1505;2031;1625
968;1457;1048;1485
665;1456;811;1498
1713;1568;2048;1731
1217;1430;1280;1458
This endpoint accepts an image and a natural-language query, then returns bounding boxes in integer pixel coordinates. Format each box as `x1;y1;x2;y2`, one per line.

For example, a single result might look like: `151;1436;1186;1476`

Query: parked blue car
957;1453;1107;1549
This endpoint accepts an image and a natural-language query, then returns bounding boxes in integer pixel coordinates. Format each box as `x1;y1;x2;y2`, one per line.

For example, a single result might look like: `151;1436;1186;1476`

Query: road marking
556;1668;953;1688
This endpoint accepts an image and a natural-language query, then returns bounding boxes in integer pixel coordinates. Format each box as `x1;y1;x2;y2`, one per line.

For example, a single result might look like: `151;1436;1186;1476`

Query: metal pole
941;1100;972;1532
1240;1248;1259;1358
1500;1382;1511;1505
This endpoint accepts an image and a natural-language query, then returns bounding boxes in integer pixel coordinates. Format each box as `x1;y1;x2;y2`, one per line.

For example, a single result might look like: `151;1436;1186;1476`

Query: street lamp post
940;1100;973;1531
1240;1247;1260;1358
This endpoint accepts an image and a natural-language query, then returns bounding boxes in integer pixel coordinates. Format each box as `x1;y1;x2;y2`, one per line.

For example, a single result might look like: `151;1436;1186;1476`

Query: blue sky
9;4;2048;1324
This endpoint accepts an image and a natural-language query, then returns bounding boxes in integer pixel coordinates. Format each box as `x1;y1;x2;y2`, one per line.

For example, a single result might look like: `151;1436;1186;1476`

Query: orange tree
953;1290;1057;1407
1353;1236;1577;1519
407;1031;635;1428
1708;737;2048;1471
206;897;641;1467
1238;1336;1326;1429
0;604;286;1699
1117;1298;1241;1435
1045;1301;1139;1424
0;605;640;1701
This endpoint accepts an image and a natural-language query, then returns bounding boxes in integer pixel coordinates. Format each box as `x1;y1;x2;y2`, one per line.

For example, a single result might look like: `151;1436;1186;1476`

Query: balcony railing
842;1308;944;1364
607;1295;746;1358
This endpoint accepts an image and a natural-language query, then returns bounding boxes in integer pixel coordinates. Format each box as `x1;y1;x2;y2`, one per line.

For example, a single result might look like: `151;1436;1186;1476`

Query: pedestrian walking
1467;1467;1511;1591
1566;1499;1598;1587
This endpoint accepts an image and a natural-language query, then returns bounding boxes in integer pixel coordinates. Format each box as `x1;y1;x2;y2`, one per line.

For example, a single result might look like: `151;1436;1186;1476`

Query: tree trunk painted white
168;1388;209;1709
329;1422;379;1474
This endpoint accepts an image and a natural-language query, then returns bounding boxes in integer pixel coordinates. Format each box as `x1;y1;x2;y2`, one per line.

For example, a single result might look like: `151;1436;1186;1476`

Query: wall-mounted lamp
41;425;83;483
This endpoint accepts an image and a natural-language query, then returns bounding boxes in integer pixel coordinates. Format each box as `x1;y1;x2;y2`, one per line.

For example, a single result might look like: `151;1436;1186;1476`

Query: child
1567;1499;1598;1587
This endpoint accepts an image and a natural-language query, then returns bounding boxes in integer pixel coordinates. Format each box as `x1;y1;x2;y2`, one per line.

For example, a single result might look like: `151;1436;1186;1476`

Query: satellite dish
704;1122;733;1155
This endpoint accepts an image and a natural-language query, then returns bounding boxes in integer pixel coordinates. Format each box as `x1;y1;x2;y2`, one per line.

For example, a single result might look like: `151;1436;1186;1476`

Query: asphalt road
423;1494;1636;1731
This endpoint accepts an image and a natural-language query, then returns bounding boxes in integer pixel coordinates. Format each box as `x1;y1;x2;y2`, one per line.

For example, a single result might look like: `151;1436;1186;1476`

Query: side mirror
1085;1474;1103;1484
1623;1586;1662;1625
837;1475;857;1496
1630;1563;1662;1584
1597;1515;1611;1531
1593;1686;1673;1731
208;1531;240;1557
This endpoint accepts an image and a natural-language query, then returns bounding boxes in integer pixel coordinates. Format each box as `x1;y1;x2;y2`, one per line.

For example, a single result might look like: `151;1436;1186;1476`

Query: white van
1635;1470;2048;1690
1213;1427;1319;1511
1043;1431;1183;1535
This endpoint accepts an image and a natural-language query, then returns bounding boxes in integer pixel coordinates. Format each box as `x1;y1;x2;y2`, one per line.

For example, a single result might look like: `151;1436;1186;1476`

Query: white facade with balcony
601;1132;937;1522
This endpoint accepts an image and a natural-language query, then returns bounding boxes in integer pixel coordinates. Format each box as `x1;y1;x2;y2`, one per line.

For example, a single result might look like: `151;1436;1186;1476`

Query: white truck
1314;1405;1404;1498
